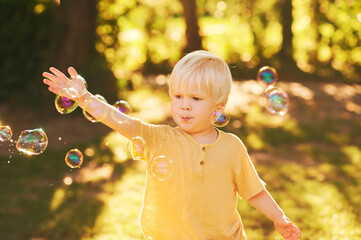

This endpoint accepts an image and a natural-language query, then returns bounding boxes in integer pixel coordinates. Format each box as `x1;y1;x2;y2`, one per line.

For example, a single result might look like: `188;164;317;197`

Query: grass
0;79;361;239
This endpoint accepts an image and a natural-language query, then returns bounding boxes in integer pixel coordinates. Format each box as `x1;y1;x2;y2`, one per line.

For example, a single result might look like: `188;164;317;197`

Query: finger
68;67;78;78
49;67;69;82
43;72;63;84
48;86;60;95
43;78;59;88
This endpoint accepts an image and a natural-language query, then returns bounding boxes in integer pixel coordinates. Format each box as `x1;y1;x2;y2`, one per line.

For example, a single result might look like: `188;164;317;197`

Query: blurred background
0;0;360;239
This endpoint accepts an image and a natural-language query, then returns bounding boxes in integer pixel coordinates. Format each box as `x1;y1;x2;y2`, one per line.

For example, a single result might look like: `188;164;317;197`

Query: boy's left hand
274;215;301;240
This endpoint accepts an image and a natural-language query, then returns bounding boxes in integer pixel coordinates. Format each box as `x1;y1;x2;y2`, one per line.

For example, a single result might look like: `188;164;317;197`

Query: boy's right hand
43;67;87;100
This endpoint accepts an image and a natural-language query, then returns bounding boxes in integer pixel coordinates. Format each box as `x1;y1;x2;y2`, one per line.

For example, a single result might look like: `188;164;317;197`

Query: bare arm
248;189;301;240
43;67;137;140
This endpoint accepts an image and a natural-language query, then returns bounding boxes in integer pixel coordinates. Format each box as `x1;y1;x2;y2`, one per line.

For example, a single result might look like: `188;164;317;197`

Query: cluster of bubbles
257;66;290;116
54;75;132;124
0;126;48;156
0;124;85;169
129;136;174;181
53;75;134;168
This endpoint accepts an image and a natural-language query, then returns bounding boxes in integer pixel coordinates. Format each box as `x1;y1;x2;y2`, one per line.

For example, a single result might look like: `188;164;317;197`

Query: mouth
180;116;193;122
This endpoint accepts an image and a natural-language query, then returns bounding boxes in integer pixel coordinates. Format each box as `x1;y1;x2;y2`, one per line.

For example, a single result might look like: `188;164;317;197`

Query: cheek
170;102;178;115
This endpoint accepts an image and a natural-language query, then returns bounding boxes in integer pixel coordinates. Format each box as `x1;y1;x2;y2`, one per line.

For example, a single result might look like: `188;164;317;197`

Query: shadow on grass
0;139;134;240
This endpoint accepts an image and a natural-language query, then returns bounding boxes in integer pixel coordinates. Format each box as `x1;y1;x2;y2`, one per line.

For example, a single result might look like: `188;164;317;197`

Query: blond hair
168;50;232;105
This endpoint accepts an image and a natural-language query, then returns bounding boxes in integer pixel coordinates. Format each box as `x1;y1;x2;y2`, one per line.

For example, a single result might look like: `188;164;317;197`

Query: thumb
68;67;78;78
276;215;292;226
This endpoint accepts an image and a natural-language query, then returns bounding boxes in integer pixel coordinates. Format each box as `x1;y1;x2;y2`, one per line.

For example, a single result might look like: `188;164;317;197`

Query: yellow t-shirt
136;120;266;240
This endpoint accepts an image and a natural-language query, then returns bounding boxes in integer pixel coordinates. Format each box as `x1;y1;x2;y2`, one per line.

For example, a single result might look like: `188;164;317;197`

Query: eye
193;97;201;101
174;95;182;99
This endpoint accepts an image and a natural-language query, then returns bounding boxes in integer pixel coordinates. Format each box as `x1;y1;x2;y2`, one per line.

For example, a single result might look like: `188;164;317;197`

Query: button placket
197;146;206;174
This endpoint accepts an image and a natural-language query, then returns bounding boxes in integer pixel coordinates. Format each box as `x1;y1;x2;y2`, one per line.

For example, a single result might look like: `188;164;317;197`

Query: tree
278;0;294;62
47;0;116;102
180;0;203;53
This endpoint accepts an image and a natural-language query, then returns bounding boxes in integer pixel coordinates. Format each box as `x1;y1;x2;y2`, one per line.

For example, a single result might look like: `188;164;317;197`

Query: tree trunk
180;0;203;53
279;0;294;61
46;0;116;102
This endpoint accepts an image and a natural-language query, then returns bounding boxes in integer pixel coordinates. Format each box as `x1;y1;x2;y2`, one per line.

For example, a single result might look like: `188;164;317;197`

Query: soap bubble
149;156;174;181
65;148;84;168
16;128;48;155
55;95;78;114
72;75;88;88
257;66;278;86
113;100;132;115
263;86;289;115
83;94;108;123
211;107;230;127
62;75;88;99
0;125;13;142
129;136;147;160
110;100;132;124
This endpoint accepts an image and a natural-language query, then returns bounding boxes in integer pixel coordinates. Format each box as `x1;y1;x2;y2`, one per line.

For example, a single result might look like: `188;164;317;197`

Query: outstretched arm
43;67;137;140
248;189;301;240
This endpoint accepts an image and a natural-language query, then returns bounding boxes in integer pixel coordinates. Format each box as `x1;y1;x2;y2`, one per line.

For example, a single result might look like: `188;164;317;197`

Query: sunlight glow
357;13;361;22
50;188;66;211
76;163;113;182
63;176;73;185
281;82;314;101
202;24;227;35
119;29;143;42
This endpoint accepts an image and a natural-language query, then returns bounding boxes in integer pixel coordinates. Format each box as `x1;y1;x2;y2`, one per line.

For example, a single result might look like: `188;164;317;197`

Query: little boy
43;50;301;240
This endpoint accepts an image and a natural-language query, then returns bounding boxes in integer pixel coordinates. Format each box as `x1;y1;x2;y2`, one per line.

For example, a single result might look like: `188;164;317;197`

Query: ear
217;97;228;108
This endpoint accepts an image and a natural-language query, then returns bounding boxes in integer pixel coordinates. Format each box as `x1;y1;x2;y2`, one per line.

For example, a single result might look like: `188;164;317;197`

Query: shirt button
202;147;206;151
200;161;205;165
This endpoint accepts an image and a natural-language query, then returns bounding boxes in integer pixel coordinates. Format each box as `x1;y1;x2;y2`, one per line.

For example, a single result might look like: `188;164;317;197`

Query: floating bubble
149;156;174;181
61;75;87;99
72;75;88;88
55;95;78;114
129;137;147;160
263;86;290;115
16;128;48;155
110;100;132;124
211;107;230;127
83;94;108;123
65;148;84;168
113;100;132;115
0;126;13;142
257;66;278;86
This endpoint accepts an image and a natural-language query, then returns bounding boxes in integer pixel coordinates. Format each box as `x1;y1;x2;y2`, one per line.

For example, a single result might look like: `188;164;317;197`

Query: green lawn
0;79;360;239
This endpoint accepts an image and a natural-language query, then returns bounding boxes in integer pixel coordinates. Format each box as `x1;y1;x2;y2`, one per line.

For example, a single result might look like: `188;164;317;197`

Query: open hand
43;67;87;100
274;215;301;240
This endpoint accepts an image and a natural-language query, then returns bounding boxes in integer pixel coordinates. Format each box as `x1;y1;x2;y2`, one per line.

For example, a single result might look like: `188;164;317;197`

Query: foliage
97;0;361;84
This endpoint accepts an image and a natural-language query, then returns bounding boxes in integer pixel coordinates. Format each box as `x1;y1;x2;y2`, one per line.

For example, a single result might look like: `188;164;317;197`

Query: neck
189;127;219;144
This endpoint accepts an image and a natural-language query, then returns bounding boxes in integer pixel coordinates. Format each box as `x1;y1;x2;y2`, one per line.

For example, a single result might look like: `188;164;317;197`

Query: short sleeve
234;140;266;200
135;119;172;162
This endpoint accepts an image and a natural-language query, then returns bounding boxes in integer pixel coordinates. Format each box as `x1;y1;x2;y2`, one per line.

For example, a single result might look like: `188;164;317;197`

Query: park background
0;0;361;239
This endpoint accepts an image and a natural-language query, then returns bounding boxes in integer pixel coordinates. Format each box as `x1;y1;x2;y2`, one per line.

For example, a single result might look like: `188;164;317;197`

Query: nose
181;99;191;110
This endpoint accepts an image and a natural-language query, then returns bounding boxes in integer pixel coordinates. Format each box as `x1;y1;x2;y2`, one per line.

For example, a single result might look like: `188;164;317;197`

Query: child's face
170;83;216;135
